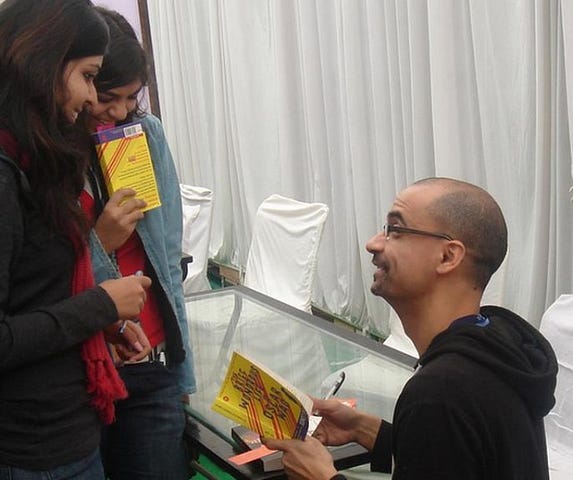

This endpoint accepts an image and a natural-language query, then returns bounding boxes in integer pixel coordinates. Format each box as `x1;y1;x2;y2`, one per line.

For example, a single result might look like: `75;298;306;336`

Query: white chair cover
382;308;418;358
540;295;573;479
240;194;331;406
243;194;329;312
180;184;214;294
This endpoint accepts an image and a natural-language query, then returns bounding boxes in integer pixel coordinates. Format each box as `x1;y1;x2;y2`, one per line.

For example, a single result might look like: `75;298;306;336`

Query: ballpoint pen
324;371;346;400
132;270;143;325
309;371;347;427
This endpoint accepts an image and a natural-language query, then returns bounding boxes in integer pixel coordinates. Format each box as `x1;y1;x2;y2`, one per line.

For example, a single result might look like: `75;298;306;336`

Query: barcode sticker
123;124;143;137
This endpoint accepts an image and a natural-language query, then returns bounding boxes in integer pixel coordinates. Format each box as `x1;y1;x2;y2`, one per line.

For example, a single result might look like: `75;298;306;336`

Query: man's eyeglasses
382;224;453;241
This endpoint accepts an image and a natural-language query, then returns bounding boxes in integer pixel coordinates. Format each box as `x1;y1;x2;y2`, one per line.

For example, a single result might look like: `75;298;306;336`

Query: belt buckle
156;350;167;366
150;341;167;365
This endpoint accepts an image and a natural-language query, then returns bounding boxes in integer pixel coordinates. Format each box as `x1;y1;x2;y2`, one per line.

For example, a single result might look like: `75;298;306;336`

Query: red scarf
74;238;128;424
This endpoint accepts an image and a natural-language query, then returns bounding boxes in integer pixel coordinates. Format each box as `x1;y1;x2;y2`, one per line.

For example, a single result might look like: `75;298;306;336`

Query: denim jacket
88;114;196;394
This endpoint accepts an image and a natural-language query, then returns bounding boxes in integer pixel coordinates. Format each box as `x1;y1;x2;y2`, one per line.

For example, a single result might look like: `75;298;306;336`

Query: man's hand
310;398;359;446
262;436;337;480
312;398;382;451
95;188;147;253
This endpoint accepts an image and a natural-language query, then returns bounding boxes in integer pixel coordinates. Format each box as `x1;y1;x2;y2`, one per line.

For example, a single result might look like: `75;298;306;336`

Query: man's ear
436;240;466;274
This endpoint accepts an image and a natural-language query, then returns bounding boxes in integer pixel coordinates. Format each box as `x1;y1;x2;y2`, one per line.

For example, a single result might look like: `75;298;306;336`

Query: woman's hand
99;274;151;319
104;319;151;363
95;188;147;253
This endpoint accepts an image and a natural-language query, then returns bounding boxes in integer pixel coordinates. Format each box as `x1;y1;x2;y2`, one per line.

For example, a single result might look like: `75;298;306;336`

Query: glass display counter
184;286;416;479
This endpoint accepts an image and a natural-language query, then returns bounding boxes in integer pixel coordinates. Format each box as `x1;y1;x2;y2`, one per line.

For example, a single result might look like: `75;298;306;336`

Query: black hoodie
370;305;557;480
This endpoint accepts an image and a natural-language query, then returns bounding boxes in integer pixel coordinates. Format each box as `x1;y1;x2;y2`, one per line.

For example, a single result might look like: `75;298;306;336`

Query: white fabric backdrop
147;0;573;336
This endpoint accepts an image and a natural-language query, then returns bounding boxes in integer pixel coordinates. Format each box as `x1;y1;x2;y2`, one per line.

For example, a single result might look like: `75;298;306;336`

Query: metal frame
185;285;418;369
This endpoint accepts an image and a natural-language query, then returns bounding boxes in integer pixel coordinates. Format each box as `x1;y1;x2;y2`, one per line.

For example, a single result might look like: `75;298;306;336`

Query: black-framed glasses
382;224;454;241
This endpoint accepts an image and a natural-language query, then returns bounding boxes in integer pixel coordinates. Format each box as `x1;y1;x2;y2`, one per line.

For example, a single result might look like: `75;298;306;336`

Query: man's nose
366;230;388;254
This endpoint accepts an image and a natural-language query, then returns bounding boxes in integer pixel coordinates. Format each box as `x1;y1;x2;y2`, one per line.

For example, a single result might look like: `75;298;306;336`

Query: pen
324;371;345;400
309;371;347;428
133;270;144;325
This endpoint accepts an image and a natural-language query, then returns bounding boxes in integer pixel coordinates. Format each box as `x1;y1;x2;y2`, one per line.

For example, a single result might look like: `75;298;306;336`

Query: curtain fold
147;0;572;334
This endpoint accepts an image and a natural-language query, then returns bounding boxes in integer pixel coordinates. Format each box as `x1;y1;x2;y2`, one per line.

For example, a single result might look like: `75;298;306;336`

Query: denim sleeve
142;114;196;394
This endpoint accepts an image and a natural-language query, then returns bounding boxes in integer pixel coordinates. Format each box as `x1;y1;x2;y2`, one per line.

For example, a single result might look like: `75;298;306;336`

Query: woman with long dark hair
0;1;152;478
79;7;196;478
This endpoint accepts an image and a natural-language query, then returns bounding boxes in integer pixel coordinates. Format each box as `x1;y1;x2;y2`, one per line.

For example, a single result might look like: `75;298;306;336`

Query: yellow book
212;351;314;440
93;122;161;212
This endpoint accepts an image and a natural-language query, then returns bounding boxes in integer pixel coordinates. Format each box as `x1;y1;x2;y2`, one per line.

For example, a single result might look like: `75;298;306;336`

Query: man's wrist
352;412;383;451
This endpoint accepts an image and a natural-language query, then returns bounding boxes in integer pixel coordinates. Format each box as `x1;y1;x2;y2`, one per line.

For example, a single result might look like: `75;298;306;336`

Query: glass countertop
185;286;416;444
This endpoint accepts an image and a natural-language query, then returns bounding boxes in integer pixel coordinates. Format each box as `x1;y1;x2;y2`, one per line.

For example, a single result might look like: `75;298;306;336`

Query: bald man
265;178;557;480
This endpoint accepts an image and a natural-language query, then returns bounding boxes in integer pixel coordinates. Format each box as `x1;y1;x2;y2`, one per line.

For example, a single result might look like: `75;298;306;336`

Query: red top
79;190;165;347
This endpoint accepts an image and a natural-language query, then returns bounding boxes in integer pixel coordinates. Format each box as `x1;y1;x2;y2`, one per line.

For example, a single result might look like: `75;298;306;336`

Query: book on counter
211;351;314;440
230;425;284;472
92;121;161;212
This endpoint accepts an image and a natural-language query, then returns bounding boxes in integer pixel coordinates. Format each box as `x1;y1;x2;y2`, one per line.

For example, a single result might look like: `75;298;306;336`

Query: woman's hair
0;0;109;240
94;6;149;120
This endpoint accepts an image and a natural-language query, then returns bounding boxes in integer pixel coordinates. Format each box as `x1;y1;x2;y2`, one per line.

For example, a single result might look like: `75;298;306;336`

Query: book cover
211;351;314;440
92;122;161;212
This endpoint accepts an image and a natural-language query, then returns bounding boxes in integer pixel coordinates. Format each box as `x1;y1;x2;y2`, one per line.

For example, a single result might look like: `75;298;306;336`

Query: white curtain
147;0;573;336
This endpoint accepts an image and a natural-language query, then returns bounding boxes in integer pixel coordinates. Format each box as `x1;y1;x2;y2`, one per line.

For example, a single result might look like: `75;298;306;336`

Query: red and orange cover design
212;351;313;440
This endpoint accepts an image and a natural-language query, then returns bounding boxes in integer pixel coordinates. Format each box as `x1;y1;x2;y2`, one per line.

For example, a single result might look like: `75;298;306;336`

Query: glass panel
185;287;415;443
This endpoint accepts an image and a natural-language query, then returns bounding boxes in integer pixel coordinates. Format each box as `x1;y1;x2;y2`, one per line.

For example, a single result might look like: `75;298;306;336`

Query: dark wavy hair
0;0;109;240
94;6;149;121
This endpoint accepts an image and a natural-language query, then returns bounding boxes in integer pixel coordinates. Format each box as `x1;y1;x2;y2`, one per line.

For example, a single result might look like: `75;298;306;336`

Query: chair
539;295;573;479
180;184;214;294
382;308;418;358
243;194;329;312
239;194;331;397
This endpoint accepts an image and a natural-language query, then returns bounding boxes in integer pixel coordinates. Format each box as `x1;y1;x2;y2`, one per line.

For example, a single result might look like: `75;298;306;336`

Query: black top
365;305;557;479
0;149;118;469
